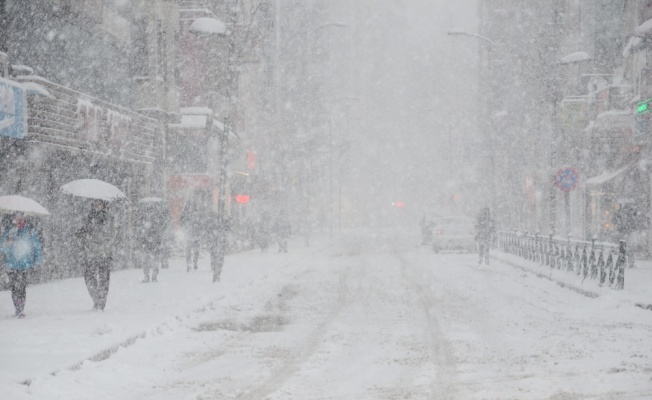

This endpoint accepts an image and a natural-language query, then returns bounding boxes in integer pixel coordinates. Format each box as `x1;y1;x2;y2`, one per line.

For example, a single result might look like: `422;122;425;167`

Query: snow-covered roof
189;17;227;35
560;52;591;64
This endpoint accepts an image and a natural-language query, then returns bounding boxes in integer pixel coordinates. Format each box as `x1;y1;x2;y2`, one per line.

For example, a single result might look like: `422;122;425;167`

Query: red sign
247;150;256;170
169;174;211;190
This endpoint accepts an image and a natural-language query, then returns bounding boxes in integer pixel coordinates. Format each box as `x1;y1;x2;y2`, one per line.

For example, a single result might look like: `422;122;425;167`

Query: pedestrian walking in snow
207;213;230;281
273;210;291;253
475;207;495;265
420;215;433;245
181;199;203;271
0;212;43;318
135;199;171;282
257;212;272;252
76;200;118;311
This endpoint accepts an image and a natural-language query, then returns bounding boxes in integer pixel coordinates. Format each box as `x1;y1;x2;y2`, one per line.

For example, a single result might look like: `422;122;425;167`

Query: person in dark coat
273;210;291;253
0;212;43;318
181;199;203;271
475;207;495;265
76;200;117;311
257;212;271;252
136;203;171;282
207;213;230;281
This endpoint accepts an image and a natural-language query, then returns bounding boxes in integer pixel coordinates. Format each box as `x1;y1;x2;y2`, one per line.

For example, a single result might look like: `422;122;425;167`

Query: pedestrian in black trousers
76;200;118;311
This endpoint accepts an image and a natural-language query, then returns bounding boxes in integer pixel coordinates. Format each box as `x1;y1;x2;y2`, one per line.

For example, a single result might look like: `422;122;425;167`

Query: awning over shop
591;110;633;132
623;36;644;57
169;108;238;140
635;18;652;37
169;114;209;129
586;162;637;186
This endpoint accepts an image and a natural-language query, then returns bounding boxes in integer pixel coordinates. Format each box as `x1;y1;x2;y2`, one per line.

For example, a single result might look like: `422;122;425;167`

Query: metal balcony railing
179;0;210;10
497;230;634;290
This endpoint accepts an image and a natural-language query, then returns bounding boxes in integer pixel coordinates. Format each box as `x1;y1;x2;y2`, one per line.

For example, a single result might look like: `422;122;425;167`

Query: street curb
494;253;652;311
493;253;600;299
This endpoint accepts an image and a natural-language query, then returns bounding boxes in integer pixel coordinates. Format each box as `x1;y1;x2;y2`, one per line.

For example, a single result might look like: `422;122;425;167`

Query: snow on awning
189;17;227;35
213;119;239;140
181;107;212;115
169;114;209;129
20;81;53;98
168;115;238;140
592;110;633;132
586;162;637;186
560;51;591;64
623;36;643;57
635;18;652;37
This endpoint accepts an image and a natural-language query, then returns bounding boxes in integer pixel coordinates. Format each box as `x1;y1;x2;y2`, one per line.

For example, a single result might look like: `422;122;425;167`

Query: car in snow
431;216;476;253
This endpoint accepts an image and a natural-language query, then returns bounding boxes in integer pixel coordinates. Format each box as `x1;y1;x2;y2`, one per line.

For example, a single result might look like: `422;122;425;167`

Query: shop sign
561;99;587;133
169;174;211;190
0;77;27;139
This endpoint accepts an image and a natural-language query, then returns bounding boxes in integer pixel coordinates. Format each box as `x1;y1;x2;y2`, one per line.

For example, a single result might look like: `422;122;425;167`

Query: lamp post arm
447;30;496;46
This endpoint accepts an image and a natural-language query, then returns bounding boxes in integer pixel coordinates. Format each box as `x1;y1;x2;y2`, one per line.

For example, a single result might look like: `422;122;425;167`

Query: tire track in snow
396;252;459;399
227;263;355;400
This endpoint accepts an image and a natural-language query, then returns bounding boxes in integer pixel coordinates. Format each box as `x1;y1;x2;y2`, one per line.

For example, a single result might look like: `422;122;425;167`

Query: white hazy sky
328;0;479;224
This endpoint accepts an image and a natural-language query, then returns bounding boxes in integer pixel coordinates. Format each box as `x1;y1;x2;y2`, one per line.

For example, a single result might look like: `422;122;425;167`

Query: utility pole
548;2;563;236
213;0;238;283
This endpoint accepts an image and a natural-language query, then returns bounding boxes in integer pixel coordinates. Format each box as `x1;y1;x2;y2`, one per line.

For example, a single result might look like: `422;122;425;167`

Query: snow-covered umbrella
0;195;50;216
60;179;127;202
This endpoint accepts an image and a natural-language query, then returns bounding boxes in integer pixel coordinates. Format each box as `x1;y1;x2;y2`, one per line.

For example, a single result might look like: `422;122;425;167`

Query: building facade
0;0;180;277
478;0;652;255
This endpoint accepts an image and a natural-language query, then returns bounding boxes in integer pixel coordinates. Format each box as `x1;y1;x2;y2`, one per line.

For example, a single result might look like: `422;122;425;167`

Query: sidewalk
494;251;652;309
0;237;321;394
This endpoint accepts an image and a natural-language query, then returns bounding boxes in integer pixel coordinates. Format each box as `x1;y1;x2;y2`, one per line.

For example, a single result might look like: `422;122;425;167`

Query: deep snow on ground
1;229;651;399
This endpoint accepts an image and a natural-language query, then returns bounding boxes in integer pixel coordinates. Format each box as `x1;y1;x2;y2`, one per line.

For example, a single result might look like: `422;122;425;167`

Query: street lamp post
189;8;235;283
327;96;359;238
447;30;496;215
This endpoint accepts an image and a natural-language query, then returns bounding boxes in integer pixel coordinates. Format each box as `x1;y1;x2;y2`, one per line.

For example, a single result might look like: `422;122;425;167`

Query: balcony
16;75;160;165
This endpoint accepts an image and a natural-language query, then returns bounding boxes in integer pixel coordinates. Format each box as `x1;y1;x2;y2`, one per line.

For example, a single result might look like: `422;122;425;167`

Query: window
132;17;149;77
157;20;167;82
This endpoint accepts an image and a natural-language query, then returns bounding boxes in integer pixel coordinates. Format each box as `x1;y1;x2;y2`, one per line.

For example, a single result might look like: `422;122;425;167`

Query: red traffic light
235;195;250;203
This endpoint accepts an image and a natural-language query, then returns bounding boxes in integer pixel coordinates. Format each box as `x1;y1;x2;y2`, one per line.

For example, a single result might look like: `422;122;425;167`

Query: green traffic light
638;99;652;115
638;103;648;114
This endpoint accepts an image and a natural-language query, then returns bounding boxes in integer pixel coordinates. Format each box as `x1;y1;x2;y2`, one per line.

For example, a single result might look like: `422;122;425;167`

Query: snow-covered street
2;229;651;400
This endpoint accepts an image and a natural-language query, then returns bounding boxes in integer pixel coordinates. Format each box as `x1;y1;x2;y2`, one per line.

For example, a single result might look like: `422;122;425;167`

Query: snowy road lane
12;230;652;399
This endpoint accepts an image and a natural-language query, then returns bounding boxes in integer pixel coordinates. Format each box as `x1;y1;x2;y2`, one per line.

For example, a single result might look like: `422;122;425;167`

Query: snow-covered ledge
189;17;227;35
560;51;591;64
